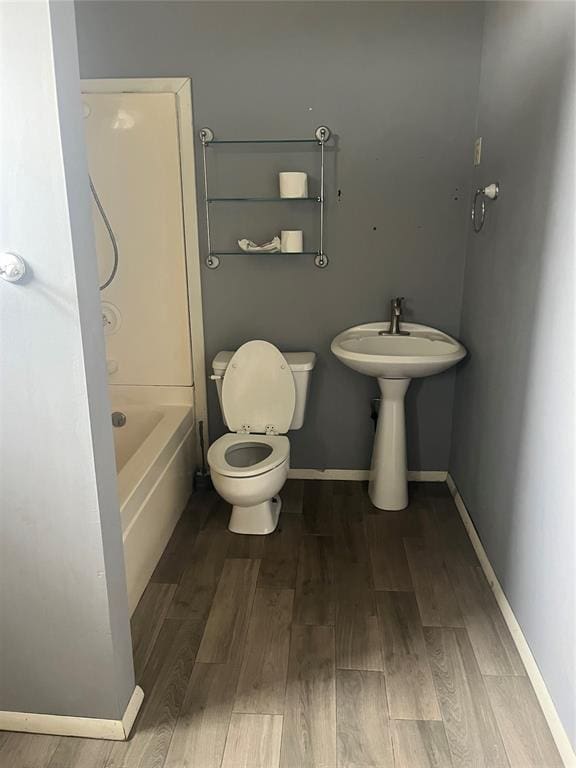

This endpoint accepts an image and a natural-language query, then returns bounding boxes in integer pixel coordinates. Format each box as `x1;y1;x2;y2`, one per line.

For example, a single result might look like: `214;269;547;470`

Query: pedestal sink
331;322;466;510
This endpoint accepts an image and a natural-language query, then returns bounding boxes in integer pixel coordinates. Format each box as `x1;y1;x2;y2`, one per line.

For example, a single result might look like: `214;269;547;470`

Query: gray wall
75;1;484;470
0;0;134;718
451;1;575;748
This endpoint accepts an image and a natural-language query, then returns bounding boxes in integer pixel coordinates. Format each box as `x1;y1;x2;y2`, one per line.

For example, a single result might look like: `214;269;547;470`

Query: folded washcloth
238;236;281;253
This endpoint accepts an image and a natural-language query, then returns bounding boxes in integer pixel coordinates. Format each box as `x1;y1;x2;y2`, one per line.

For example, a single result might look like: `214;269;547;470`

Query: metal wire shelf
199;126;331;270
207;196;320;203
210;251;320;256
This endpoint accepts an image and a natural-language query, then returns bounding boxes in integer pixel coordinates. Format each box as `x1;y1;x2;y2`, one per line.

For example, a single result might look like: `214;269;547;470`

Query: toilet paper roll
279;172;308;198
281;230;303;253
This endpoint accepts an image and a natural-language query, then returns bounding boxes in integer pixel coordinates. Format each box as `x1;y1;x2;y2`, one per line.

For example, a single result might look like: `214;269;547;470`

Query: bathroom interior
1;1;574;766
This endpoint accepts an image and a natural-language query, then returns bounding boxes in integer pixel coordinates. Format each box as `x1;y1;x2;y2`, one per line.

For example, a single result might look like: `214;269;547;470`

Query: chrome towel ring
472;182;500;233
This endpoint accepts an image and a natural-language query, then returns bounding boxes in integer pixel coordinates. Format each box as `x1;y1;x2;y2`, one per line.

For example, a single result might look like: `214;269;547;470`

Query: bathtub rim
113;402;193;531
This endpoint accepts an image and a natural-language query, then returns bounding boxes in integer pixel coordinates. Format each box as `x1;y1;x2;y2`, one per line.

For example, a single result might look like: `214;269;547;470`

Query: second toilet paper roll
279;172;308;198
281;230;303;253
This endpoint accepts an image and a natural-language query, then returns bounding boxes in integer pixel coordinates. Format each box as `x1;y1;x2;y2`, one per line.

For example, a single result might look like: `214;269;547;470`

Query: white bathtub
111;400;195;615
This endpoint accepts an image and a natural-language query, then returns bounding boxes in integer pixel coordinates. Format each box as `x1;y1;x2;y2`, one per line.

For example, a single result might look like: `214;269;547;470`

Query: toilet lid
222;340;296;434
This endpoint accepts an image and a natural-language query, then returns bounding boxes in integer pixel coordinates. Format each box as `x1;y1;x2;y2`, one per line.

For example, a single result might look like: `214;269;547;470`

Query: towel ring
472;182;499;233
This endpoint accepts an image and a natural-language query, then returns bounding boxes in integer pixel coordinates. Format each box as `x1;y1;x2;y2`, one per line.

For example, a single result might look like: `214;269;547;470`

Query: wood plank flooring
0;481;563;768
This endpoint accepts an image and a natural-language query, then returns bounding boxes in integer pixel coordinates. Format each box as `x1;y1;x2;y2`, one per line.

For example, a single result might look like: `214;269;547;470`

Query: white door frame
80;77;209;435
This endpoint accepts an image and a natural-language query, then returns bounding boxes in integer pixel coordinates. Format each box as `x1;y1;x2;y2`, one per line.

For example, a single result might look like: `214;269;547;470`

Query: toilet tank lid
213;350;316;374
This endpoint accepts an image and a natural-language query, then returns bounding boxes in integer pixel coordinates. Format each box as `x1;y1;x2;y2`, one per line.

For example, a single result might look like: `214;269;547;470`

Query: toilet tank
212;350;316;430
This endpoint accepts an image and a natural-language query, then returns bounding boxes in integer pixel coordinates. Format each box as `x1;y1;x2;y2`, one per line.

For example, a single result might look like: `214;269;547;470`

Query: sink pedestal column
369;378;411;510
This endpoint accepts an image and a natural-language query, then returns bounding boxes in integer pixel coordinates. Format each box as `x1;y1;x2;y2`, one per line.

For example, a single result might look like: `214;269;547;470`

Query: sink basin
331;321;466;511
331;322;466;379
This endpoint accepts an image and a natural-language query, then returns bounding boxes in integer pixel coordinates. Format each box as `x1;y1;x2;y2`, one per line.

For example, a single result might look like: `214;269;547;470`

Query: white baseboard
288;468;447;482
408;470;447;482
446;473;576;768
0;685;144;741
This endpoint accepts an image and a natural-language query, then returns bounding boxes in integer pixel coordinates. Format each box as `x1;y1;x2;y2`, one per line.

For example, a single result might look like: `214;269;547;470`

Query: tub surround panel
110;384;194;407
75;0;485;471
83;91;192;387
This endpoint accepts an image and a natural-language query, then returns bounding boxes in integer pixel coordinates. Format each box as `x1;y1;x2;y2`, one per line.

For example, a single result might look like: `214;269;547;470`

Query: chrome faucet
380;296;409;336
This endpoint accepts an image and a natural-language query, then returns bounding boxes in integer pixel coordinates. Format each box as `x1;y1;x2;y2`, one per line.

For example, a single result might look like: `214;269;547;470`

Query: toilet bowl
208;433;290;533
207;340;315;535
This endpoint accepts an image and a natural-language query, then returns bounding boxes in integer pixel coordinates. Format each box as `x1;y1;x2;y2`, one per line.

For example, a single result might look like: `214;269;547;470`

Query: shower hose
89;175;119;291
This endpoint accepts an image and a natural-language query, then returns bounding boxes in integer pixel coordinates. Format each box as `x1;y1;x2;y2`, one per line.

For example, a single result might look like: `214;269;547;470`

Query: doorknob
0;252;27;283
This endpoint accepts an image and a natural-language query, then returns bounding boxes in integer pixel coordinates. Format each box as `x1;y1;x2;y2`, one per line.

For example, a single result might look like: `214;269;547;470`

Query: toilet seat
207;433;289;479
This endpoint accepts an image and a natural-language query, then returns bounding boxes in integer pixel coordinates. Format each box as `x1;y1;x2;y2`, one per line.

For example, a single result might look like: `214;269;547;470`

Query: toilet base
228;496;282;535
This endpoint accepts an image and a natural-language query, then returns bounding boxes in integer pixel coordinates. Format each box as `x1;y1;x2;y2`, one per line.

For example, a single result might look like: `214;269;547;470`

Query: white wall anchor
0;252;27;282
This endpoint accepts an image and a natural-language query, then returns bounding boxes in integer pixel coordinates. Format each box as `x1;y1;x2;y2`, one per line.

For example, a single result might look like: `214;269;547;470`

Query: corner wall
0;0;135;720
451;1;575;748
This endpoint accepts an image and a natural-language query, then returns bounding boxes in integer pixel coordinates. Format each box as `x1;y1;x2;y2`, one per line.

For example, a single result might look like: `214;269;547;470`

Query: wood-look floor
1;481;564;768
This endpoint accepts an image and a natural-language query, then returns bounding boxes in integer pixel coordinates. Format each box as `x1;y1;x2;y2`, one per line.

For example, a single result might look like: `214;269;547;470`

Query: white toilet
207;340;316;534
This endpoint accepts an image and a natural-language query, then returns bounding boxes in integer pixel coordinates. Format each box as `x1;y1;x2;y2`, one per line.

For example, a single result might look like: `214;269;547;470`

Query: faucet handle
392;296;405;311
